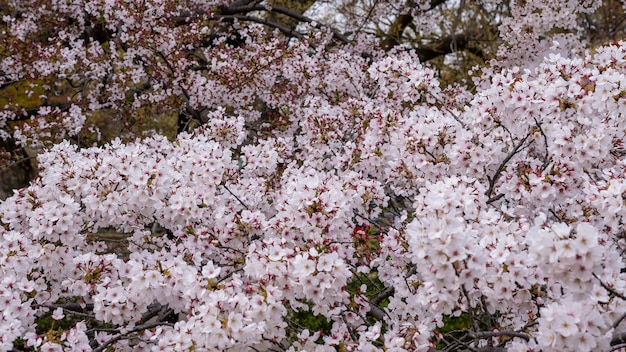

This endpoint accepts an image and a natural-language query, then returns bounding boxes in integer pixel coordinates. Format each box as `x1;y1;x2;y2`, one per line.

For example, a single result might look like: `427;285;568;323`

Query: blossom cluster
2;0;626;351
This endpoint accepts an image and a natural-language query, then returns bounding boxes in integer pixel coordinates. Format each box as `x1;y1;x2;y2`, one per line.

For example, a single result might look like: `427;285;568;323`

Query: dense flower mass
3;0;626;351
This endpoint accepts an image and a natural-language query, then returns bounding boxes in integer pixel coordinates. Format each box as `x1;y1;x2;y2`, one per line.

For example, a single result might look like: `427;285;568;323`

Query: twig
445;332;475;352
0;155;37;173
486;193;504;204
355;0;380;37
353;212;389;231
462;285;480;333
594;272;626;301
222;183;250;210
469;331;530;341
341;313;358;341
449;0;465;52
38;303;95;319
219;4;350;43
480;295;494;330
38;302;95;311
428;92;470;130
93;321;174;352
217;267;244;284
485;133;533;199
614;311;626;329
609;342;626;352
363;290;392;321
219;15;305;40
532;117;551;171
515;321;538;333
371;286;394;305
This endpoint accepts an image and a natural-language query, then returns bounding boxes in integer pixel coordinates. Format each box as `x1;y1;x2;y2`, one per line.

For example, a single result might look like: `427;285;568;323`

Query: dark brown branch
614;311;626;329
414;34;474;62
218;4;349;43
594;272;626;301
462;285;480;333
371;286;394;305
382;14;414;50
140;303;168;324
366;302;387;320
0;153;36;173
381;0;449;51
380;0;491;61
485;133;533;199
92;321;174;352
428;0;449;10
613;332;626;346
532;117;551;171
40;302;95;312
219;14;305;40
364;286;394;321
469;331;530;341
229;0;259;7
610;342;626;352
222;183;250;210
486;193;504;204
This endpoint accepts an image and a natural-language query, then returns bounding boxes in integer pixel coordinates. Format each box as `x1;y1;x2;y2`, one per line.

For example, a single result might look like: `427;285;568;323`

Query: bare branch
0;154;37;174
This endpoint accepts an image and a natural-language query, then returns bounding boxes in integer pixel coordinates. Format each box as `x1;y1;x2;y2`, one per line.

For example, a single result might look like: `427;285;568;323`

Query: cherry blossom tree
3;0;626;351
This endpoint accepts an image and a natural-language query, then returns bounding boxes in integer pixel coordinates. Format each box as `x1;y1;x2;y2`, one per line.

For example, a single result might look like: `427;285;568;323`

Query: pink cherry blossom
3;0;626;351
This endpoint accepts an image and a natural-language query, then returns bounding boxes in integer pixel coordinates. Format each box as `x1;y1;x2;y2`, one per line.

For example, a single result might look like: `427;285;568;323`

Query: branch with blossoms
594;272;626;301
91;321;175;352
592;272;626;347
4;1;626;351
485;132;533;202
216;4;350;43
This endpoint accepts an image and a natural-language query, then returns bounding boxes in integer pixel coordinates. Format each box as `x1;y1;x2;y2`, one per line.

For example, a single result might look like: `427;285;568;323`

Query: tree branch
382;14;414;50
92;321;174;352
594;272;626;301
220;14;306;40
610;342;626;352
218;4;350;43
485;133;533;199
371;286;394;305
363;286;394;321
469;331;530;341
613;311;626;329
382;0;451;51
413;33;478;62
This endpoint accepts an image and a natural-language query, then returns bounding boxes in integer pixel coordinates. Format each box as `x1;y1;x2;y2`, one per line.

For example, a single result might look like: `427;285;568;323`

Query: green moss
0;81;46;109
